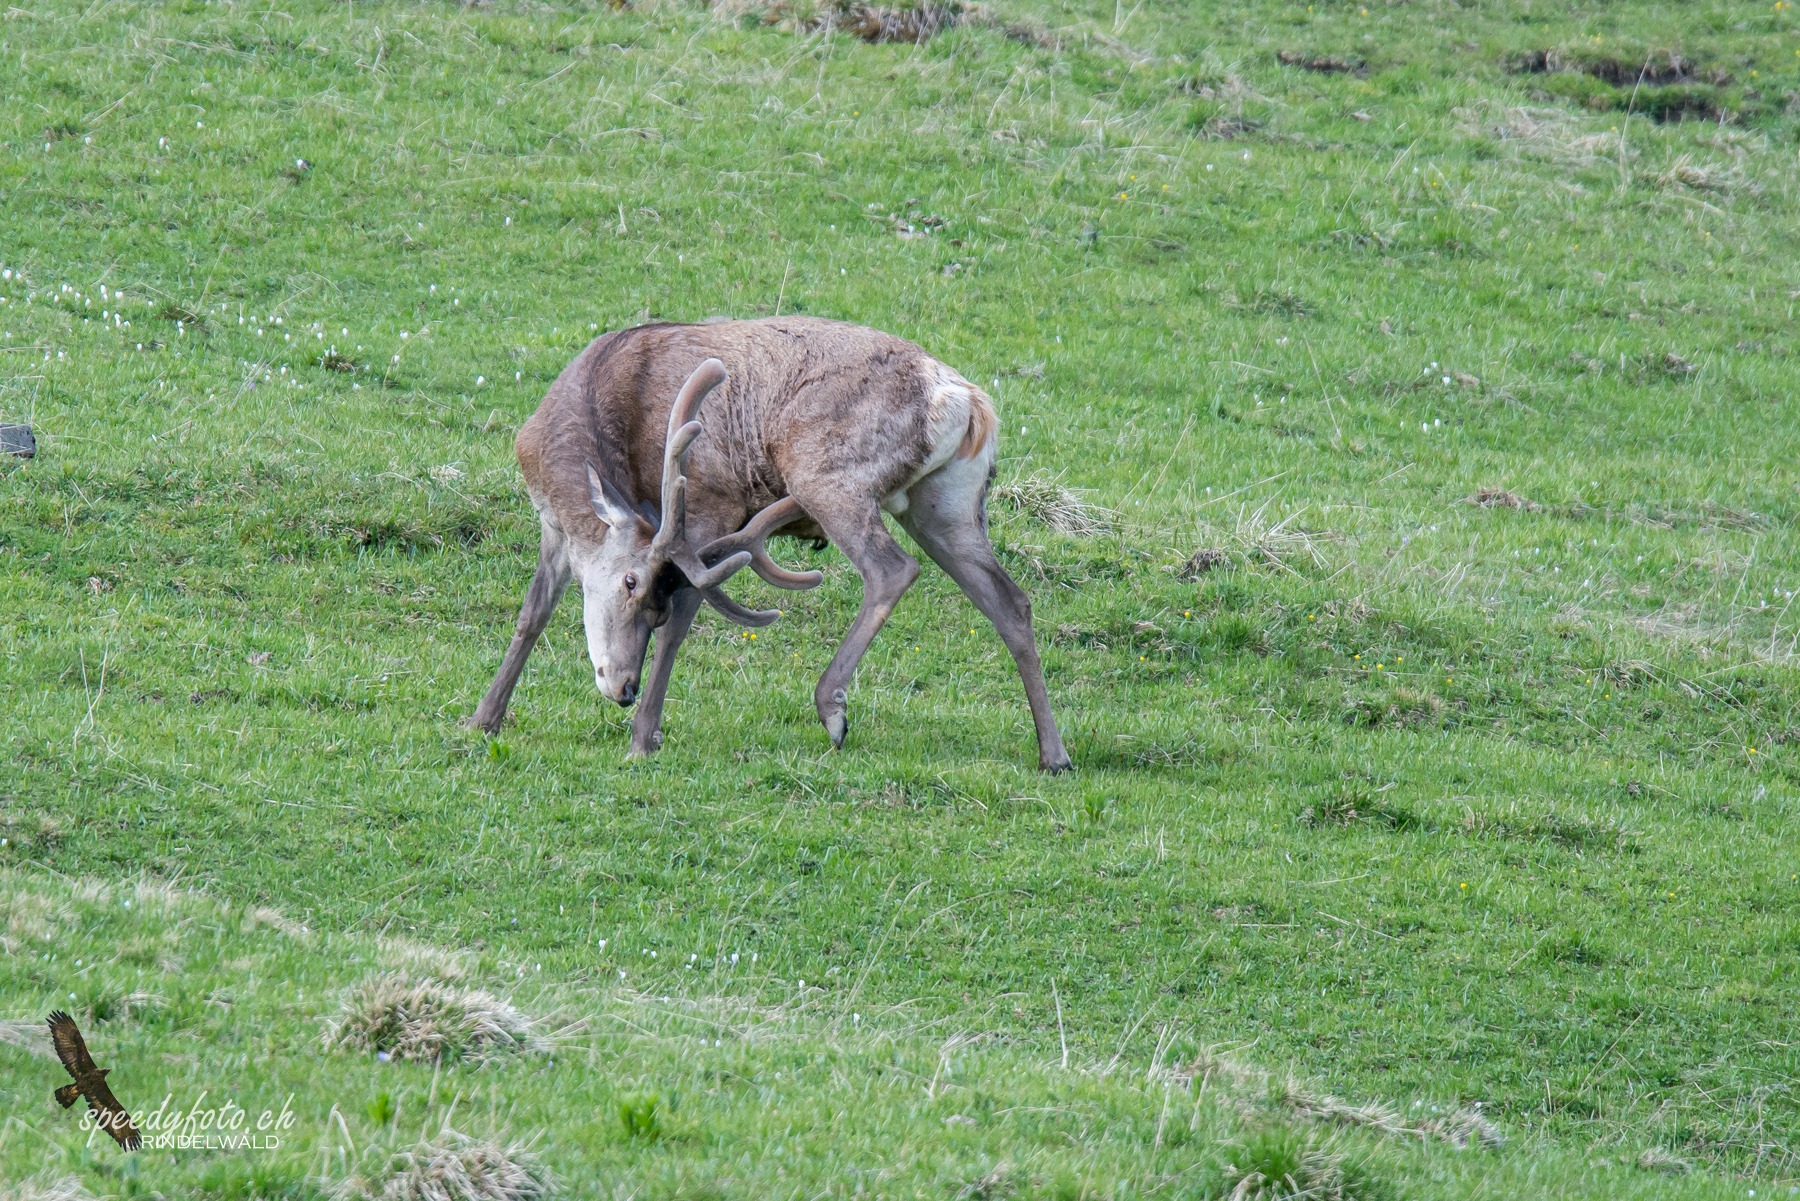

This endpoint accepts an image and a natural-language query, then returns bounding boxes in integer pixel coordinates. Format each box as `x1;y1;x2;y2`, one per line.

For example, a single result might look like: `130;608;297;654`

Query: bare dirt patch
1277;50;1367;76
1509;49;1729;88
1506;48;1750;124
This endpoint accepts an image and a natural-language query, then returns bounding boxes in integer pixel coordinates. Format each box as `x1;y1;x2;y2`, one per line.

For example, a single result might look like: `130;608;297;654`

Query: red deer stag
467;316;1071;772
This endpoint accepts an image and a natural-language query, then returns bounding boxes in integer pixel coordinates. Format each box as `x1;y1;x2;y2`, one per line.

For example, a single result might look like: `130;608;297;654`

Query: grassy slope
0;866;1744;1199
2;0;1799;1193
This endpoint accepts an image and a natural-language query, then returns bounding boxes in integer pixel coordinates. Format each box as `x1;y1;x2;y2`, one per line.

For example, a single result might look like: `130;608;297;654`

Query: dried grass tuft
1460;105;1629;167
0;1177;100;1201
1419;1108;1506;1150
246;904;312;940
334;1130;553;1201
1189;501;1337;575
326;976;547;1065
380;935;474;981
0;1018;57;1061
955;1160;1016;1199
1181;1049;1502;1151
1465;487;1538;511
992;472;1115;536
1654;153;1747;193
1636;1146;1693;1175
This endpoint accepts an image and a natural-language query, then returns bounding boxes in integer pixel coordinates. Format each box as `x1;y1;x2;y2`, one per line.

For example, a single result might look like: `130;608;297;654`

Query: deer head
577;358;823;706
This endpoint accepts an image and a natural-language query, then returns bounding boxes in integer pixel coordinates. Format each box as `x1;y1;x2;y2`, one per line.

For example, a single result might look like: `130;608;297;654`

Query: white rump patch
883;360;977;515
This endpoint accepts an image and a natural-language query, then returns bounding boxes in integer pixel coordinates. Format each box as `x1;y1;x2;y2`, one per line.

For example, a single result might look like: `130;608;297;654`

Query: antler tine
698;497;824;591
678;496;820;628
650;358;728;559
697;585;783;628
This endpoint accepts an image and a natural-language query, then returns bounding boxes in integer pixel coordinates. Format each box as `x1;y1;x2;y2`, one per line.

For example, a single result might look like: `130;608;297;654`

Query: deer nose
617;678;638;707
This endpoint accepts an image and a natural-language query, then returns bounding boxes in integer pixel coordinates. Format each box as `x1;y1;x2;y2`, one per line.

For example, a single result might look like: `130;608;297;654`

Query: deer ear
586;464;641;533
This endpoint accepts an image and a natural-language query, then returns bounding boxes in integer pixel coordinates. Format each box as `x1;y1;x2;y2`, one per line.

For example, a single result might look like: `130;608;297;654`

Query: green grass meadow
3;0;1800;1195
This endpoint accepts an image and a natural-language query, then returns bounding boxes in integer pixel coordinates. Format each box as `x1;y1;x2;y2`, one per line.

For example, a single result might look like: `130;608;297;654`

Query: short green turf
2;0;1799;1194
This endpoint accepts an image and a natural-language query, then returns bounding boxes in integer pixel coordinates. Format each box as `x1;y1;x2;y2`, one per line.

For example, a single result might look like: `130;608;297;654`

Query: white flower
475;375;485;386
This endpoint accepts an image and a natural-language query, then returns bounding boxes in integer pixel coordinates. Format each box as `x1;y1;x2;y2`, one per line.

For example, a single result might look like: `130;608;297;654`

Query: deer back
516;317;988;544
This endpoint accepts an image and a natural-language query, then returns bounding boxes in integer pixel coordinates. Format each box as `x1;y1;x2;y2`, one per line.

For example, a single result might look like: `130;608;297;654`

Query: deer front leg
628;587;704;758
467;526;570;733
805;502;920;748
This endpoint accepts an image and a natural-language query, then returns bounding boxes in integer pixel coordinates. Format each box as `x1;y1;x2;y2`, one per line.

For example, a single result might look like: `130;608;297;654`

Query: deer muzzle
594;667;640;708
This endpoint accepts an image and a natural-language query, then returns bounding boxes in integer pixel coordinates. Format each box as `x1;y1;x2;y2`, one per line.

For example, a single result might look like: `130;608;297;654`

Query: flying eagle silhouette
47;1010;140;1150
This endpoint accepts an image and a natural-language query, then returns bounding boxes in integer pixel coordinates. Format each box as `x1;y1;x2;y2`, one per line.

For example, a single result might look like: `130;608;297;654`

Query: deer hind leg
897;458;1072;773
467;520;571;734
798;494;920;749
628;586;703;758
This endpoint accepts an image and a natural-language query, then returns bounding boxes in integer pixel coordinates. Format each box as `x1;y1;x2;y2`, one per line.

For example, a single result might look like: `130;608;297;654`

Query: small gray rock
0;423;34;459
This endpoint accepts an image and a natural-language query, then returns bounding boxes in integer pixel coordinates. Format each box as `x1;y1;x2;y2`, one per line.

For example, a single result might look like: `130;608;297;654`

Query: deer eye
623;572;638;593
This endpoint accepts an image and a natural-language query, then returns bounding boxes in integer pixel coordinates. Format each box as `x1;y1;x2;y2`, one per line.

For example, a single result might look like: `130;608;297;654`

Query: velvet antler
651;360;822;626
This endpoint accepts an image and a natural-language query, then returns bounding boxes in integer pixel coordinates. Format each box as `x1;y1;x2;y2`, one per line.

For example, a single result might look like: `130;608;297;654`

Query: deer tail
958;383;997;460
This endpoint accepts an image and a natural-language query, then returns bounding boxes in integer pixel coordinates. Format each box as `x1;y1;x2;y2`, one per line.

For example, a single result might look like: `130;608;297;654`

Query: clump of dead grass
1187;501;1336;575
246;904;312;940
325;976;547;1065
1636;1146;1693;1175
1458;105;1627;167
333;1130;553;1201
380;934;474;981
0;1019;56;1061
1653;153;1748;194
1465;487;1538;511
1;1177;100;1201
955;1160;1016;1200
992;471;1115;536
1181;1048;1503;1151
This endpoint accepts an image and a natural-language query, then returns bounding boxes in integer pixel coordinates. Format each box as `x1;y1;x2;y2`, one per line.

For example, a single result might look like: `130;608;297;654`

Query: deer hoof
627;729;664;759
820;688;849;748
1041;755;1074;775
